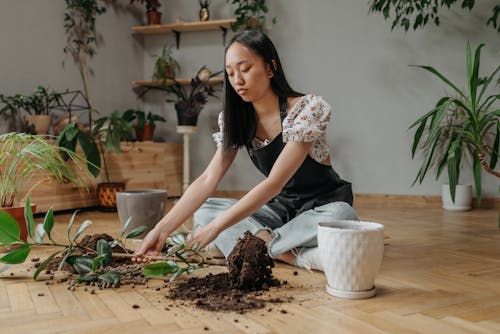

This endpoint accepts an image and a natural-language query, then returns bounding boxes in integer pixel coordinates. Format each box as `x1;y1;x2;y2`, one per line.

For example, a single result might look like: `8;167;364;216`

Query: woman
134;30;358;270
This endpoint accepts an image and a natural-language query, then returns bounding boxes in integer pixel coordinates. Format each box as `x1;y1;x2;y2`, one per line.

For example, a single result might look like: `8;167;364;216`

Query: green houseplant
122;109;166;141
142;66;222;126
152;45;181;81
409;42;499;209
0;133;90;242
130;0;162;25
227;0;277;32
92;111;133;211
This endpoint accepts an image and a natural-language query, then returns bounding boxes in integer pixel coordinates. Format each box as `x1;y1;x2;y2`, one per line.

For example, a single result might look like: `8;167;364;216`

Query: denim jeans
193;198;359;258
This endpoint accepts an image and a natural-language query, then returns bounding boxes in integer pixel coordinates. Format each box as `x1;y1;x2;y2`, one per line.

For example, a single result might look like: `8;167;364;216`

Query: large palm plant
409;42;499;206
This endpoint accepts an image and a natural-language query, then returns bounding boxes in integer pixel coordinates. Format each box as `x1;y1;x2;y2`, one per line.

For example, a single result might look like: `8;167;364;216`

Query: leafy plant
142;66;222;120
92;111;133;183
122;109;166;130
0;133;91;208
409;42;499;206
0;197;148;284
130;0;161;12
199;0;210;9
227;0;277;32
143;232;204;282
152;45;181;81
368;0;499;32
27;86;64;116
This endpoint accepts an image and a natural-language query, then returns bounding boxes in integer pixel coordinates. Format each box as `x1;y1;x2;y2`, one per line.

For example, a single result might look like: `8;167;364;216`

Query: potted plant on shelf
409;42;499;211
92;111;133;211
123;109;166;141
130;0;162;25
152;45;181;81
227;0;277;32
0;132;91;247
0;94;32;133
142;66;222;126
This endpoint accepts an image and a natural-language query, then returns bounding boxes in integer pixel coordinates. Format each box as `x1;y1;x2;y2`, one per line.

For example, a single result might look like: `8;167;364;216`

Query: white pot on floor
318;220;384;299
442;184;472;211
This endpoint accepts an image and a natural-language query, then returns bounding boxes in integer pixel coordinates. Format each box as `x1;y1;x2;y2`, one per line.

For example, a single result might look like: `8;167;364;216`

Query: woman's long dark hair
222;30;303;151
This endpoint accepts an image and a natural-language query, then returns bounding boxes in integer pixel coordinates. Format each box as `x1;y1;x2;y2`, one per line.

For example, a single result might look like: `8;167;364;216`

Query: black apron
246;96;353;223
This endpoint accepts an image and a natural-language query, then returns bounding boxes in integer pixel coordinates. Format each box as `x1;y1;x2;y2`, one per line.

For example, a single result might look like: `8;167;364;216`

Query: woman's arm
134;146;237;259
190;141;312;248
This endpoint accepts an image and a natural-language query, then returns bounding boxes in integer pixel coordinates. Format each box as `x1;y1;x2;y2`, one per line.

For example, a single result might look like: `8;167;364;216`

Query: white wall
0;1;498;198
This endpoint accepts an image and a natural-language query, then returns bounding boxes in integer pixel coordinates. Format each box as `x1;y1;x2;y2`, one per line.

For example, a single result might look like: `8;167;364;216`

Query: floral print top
213;94;331;164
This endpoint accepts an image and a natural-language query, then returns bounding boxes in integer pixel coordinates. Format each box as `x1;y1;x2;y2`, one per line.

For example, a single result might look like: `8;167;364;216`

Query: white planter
25;115;51;135
442;184;472;211
116;189;168;239
318;220;384;299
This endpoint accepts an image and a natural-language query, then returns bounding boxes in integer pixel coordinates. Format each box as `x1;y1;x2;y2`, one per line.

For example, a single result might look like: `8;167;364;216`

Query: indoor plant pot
97;182;126;212
318;220;384;299
25;115;51;135
0;203;36;252
442;184;472;211
116;189;168;238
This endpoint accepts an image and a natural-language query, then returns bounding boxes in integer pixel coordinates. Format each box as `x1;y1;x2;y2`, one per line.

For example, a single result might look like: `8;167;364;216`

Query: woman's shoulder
286;94;330;118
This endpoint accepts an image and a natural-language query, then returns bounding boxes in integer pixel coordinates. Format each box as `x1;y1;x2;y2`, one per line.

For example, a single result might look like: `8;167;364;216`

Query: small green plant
199;0;210;9
122;109;166;131
409;42;499;206
227;0;277;32
143;232;204;282
92;111;133;183
152;45;181;81
0;133;91;208
0;197;149;284
27;86;63;116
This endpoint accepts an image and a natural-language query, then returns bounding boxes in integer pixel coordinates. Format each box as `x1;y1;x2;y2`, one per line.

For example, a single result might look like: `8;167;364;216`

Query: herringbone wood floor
1;197;499;333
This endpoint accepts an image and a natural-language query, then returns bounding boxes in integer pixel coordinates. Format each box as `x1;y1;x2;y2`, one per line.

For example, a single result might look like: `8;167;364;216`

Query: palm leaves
409;42;500;206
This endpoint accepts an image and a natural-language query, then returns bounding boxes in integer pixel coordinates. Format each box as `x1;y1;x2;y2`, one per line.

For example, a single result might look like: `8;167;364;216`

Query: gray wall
1;1;498;198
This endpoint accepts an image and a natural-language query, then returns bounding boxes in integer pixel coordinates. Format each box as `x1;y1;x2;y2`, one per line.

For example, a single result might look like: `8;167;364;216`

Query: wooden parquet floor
1;199;499;333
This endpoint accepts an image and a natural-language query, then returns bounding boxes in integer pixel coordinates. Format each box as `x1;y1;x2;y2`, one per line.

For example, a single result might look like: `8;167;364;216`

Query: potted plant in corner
130;0;162;25
123;109;166;141
409;42;499;211
0;132;91;249
152;45;181;82
227;0;277;31
92;111;133;211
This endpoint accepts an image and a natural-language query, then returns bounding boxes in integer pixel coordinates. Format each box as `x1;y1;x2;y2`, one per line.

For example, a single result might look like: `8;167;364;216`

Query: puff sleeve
212;111;224;147
282;94;331;142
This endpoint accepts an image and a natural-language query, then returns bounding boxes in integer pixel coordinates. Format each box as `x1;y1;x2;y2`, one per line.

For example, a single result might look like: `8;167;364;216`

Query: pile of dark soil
168;232;286;313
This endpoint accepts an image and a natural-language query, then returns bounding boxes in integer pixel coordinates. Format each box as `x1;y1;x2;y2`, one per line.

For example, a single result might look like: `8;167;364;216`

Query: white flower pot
442;184;472;211
318;220;384;299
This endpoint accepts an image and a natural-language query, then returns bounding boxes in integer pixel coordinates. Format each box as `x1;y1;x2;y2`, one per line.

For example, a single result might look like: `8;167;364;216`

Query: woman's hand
186;222;221;250
132;225;170;263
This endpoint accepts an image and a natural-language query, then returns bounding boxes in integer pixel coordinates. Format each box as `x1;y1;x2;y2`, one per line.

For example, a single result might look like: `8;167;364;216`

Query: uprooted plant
0;198;205;285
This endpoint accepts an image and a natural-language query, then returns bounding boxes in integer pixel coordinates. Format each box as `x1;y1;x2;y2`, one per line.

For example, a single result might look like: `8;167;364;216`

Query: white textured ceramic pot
318;220;384;299
442;184;472;211
116;189;168;239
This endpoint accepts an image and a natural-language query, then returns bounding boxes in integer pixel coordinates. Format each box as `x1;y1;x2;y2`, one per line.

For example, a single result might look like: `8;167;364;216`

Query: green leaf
58;245;74;271
34;251;61;280
92;255;105;272
447;140;462;202
66;210;80;242
411;118;427;157
96;239;112;266
98;271;120;284
143;261;179;278
35;224;45;244
169;267;186;282
490;123;499;169
413;65;466;100
43;208;54;242
120;216;133;238
169;232;186;246
0;211;21;246
73;220;92;242
125;226;148;239
77;133;101;177
0;244;31;264
66;256;94;275
473;152;482;207
24;198;35;240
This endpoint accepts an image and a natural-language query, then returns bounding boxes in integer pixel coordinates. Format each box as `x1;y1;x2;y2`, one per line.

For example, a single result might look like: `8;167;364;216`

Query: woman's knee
313;201;359;220
193;198;238;228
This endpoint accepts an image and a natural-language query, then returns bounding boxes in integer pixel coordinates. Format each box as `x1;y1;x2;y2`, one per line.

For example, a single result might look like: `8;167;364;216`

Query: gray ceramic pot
116;189;168;239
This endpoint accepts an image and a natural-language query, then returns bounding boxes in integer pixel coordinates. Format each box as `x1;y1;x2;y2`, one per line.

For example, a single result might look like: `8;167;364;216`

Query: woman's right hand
132;225;170;263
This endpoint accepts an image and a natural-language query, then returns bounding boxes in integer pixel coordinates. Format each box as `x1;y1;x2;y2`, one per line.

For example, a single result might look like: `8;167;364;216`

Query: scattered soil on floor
168;232;287;313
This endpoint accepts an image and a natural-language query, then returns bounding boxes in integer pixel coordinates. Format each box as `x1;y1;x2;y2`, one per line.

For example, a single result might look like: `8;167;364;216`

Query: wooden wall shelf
131;19;236;35
132;77;223;87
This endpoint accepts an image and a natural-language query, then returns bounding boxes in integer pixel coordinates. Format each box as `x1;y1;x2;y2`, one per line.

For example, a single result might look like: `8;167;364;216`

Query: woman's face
225;42;273;102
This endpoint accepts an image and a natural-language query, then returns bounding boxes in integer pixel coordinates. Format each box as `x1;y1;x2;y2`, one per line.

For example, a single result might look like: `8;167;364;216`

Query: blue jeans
193;198;359;258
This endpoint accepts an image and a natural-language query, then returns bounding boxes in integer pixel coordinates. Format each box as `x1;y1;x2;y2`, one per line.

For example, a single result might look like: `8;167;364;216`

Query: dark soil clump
168;232;286;313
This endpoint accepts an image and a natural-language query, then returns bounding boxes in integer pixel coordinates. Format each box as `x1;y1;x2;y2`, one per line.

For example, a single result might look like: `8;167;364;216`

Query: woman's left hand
186;222;221;250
